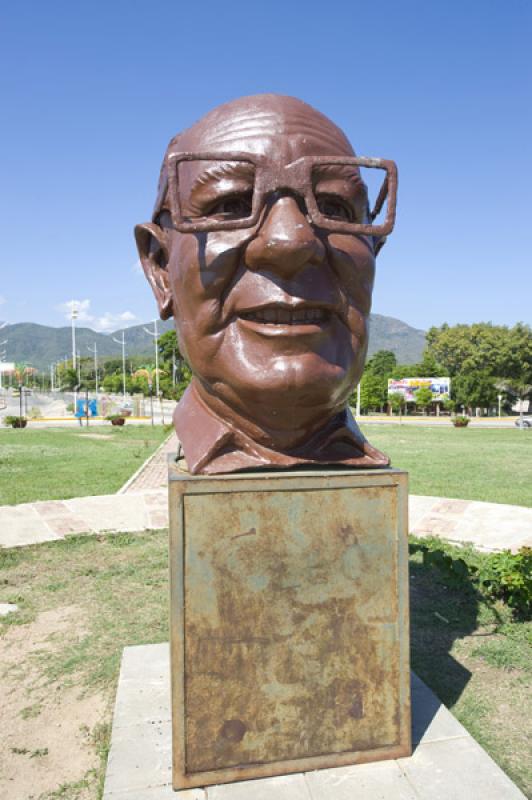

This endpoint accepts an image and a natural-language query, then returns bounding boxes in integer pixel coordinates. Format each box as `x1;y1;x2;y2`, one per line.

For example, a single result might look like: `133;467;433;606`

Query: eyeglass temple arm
370;176;389;222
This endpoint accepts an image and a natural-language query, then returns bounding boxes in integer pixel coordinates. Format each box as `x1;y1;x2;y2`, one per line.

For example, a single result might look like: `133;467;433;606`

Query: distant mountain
0;320;174;371
0;314;425;370
367;314;426;364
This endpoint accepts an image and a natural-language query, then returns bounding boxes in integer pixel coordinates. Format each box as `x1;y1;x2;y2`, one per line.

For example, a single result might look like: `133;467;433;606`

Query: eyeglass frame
165;151;398;237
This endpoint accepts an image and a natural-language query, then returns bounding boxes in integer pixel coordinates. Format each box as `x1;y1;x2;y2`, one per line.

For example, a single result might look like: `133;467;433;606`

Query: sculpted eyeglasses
166;151;398;237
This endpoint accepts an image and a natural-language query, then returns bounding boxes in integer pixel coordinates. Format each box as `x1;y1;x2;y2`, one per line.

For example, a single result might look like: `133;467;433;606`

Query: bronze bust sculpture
136;94;397;474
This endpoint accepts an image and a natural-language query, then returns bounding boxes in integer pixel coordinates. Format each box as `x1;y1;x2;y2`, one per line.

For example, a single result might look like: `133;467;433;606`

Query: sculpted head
136;94;397;473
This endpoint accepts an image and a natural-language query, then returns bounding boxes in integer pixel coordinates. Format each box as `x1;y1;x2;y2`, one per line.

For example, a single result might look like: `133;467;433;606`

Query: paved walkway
0;489;530;552
0;433;530;551
118;433;179;493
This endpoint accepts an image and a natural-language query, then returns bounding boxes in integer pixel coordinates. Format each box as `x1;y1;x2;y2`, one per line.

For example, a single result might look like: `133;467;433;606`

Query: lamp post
112;331;127;402
71;303;79;410
71;303;78;370
498;394;503;419
148;379;154;425
143;320;160;397
87;343;99;396
0;339;7;392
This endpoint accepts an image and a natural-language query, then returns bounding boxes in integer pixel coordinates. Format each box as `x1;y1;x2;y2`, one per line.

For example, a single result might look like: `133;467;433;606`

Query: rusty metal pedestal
168;463;411;790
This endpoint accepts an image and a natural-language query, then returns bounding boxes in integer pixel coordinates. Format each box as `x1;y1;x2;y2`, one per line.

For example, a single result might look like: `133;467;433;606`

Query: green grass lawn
0;426;168;505
1;532;529;798
360;424;532;507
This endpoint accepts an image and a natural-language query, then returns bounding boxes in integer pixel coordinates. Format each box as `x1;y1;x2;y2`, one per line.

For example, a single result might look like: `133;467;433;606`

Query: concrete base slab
103;643;525;799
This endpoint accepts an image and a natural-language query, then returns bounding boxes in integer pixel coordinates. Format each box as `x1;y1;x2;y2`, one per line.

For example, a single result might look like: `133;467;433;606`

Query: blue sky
1;0;530;333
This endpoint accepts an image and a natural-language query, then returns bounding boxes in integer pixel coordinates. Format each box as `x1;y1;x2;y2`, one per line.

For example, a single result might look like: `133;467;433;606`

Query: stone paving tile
65;494;150;533
143;490;168;507
305;760;418;800
105;787;205;799
411;681;468;745
208;775;312;800
431;499;472;514
0;504;63;547
33;500;71;515
47;516;94;536
414;516;458;537
104;720;173;795
147;510;169;529
397;737;526;799
112;644;171;729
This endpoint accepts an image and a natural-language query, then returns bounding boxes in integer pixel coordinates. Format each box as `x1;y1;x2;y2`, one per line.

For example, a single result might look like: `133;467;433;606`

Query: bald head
154;94;355;219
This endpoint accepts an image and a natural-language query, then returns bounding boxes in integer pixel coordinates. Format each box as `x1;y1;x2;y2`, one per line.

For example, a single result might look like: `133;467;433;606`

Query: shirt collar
174;380;390;475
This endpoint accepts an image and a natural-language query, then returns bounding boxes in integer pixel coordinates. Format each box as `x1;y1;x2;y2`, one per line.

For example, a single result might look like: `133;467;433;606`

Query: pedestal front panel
168;467;410;789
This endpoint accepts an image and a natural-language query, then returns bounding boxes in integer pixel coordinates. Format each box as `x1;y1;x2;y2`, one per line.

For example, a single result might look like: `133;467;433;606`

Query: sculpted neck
192;378;344;452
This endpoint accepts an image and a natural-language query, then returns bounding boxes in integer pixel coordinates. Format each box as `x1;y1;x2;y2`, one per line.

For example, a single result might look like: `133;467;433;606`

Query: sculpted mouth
239;306;331;325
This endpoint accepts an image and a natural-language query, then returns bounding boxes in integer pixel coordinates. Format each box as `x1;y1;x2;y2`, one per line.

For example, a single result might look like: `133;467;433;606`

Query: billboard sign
387;377;451;403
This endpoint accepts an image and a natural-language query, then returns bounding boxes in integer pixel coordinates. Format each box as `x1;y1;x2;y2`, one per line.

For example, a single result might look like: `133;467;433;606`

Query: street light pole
88;343;99;396
0;338;7;392
71;303;79;410
112;331;127;402
71;302;78;370
143;320;160;398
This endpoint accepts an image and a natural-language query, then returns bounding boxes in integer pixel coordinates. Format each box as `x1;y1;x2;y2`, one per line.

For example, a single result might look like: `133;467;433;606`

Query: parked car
515;415;532;428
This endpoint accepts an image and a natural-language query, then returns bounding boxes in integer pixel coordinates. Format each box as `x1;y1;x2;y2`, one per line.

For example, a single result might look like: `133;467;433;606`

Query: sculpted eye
207;193;253;219
316;194;354;222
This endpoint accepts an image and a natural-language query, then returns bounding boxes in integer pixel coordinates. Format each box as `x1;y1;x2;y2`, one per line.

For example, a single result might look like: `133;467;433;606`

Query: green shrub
478;548;532;617
410;537;531;618
4;415;27;428
452;415;470;427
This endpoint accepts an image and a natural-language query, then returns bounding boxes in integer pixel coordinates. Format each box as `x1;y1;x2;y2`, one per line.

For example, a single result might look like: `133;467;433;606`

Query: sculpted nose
245;196;325;275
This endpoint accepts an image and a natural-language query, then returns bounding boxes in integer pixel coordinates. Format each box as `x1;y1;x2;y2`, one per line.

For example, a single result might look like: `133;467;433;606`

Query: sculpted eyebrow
312;164;364;188
189;161;255;195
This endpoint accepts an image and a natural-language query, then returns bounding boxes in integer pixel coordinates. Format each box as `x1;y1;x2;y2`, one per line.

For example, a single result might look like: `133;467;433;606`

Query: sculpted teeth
241;308;328;324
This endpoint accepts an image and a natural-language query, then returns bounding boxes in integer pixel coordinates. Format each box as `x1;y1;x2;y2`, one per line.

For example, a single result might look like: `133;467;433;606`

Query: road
0;389;176;426
0;390;522;429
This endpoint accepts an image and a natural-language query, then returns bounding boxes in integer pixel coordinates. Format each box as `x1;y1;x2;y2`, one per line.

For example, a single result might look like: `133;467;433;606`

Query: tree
360;372;387;412
366;350;397;377
388;391;405;419
425;322;532;382
453;371;498;412
443;397;456;414
56;363;78;390
158;330;181;363
414;386;433;415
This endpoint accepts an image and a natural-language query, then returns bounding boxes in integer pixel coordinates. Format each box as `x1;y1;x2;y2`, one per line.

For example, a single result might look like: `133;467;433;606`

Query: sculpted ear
134;222;173;320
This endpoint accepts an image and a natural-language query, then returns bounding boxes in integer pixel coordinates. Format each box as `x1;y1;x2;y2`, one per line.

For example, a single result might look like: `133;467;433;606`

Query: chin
212;354;357;420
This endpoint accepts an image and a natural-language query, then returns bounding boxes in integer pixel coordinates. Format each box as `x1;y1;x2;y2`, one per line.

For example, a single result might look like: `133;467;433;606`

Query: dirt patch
0;606;108;800
76;434;114;441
